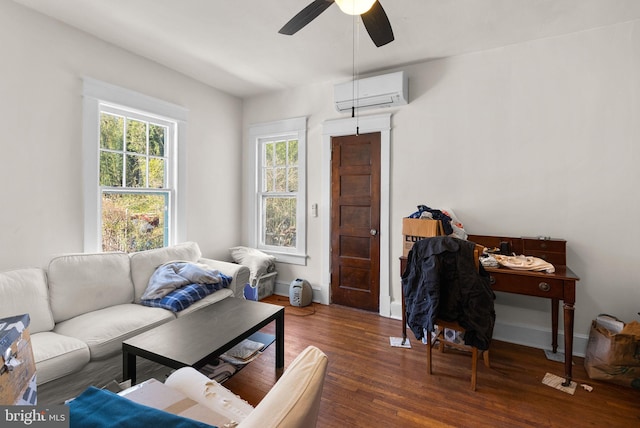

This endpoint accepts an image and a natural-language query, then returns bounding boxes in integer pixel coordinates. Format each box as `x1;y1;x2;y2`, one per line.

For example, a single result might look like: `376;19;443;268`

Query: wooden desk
400;235;579;385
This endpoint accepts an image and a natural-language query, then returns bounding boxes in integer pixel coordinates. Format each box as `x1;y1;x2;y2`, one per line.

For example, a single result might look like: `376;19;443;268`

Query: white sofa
0;242;250;404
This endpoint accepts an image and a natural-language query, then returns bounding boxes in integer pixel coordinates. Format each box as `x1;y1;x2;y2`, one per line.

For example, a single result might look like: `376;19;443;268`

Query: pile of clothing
140;262;231;312
407;205;467;240
484;254;555;273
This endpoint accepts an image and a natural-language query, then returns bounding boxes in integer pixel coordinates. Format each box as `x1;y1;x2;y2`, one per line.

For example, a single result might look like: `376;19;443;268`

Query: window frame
82;78;188;253
248;117;307;265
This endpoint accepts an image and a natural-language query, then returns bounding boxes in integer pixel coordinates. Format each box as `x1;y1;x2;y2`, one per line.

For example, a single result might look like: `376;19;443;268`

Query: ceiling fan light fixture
335;0;376;16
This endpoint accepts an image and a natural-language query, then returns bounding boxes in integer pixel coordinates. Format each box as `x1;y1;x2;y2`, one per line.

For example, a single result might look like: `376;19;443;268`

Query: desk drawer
489;272;564;299
522;238;566;265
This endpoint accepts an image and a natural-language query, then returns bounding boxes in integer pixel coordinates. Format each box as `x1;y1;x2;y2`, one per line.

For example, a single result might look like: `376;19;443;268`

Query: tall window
260;138;299;248
99;107;173;252
249;117;307;265
83;79;187;253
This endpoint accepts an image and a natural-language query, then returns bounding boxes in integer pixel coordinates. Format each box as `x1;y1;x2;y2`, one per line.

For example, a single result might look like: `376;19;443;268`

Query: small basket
243;271;277;301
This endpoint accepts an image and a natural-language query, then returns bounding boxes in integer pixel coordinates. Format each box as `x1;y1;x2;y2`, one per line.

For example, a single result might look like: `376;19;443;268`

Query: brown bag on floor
584;319;640;389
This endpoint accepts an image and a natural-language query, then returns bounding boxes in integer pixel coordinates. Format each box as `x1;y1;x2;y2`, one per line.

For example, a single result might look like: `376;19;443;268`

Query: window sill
262;251;308;266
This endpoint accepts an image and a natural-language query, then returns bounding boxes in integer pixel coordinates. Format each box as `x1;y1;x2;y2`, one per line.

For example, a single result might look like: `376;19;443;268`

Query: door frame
321;113;391;317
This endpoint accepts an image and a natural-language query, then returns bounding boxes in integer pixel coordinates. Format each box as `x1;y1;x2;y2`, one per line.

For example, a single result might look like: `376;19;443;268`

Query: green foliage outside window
99;112;168;252
262;139;298;248
101;193;166;252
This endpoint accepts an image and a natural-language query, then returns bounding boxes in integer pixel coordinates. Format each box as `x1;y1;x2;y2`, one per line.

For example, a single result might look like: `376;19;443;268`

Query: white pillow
229;246;276;284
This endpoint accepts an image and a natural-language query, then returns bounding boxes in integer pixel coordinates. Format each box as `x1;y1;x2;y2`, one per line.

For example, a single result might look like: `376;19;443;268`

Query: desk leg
122;350;136;385
401;291;407;344
562;303;575;386
551;298;559;353
275;311;285;369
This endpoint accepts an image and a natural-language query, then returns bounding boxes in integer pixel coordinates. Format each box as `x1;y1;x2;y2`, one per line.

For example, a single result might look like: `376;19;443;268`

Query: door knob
370;229;378;236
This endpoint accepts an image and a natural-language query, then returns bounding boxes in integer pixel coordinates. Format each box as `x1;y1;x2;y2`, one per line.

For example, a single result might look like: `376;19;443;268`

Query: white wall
242;84;336;297
2;0;638;356
244;19;640;355
0;1;243;269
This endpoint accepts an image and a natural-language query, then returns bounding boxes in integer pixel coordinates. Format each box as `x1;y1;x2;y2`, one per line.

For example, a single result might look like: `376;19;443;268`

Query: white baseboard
388;300;588;357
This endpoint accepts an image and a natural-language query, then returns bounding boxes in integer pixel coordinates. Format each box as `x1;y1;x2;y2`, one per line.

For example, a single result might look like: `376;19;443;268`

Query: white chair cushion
47;252;134;323
31;331;90;384
0;268;54;333
229;246;276;285
53;304;174;360
129;242;202;303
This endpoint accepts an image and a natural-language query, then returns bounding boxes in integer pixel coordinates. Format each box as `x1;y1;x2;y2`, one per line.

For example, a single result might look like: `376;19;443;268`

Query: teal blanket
67;386;215;428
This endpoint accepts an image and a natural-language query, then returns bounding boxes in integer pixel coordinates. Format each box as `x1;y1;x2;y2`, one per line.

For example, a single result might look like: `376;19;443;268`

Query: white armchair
165;345;328;428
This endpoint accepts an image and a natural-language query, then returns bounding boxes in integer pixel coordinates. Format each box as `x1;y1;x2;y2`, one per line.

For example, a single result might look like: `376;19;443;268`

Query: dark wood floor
224;295;639;428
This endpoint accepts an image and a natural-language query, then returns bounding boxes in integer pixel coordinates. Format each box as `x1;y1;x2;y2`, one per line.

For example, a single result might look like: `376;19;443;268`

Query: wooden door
330;132;381;311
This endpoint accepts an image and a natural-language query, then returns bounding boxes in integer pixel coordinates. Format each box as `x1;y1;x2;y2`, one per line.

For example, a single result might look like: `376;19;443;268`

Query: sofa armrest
238;346;328;428
198;258;250;298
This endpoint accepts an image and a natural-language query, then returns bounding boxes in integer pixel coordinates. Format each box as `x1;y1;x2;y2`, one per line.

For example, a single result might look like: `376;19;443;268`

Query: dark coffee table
122;297;284;384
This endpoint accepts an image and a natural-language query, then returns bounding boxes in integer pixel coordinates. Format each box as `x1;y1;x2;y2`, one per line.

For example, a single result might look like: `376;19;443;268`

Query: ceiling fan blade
361;1;394;47
279;0;335;35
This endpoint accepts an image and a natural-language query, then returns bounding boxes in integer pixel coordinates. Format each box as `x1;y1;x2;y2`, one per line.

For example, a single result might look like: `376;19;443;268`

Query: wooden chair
426;245;490;391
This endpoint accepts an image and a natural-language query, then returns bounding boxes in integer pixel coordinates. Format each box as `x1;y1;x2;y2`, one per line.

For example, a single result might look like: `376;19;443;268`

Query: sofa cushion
31;331;91;384
47;252;134;323
130;242;202;303
0;268;54;333
53;304;175;360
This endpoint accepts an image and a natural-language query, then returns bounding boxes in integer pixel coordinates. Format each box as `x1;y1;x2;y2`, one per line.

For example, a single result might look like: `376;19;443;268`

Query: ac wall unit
334;71;408;113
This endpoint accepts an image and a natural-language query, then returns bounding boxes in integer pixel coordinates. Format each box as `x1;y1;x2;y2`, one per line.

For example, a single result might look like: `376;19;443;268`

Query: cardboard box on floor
0;314;37;405
402;218;444;257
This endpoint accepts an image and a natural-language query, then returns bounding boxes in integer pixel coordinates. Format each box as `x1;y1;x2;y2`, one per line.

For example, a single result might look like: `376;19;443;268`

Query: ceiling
11;0;640;98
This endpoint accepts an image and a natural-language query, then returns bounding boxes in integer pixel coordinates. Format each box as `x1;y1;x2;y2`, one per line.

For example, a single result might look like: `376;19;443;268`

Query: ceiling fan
279;0;394;47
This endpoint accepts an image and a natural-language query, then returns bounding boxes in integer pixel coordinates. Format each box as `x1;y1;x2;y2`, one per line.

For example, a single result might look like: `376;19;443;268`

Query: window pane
100;151;123;187
149;124;165;156
264;142;274;167
288;167;298;192
126;154;147;187
264;168;274;192
126;119;147;154
101;192;167;252
264;196;296;248
288;140;298;165
100;114;124;150
275;141;286;166
275;167;286;192
149;157;165;188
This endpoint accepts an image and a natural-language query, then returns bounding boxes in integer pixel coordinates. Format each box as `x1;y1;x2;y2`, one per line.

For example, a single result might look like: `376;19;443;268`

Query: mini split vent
334;71;408;112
